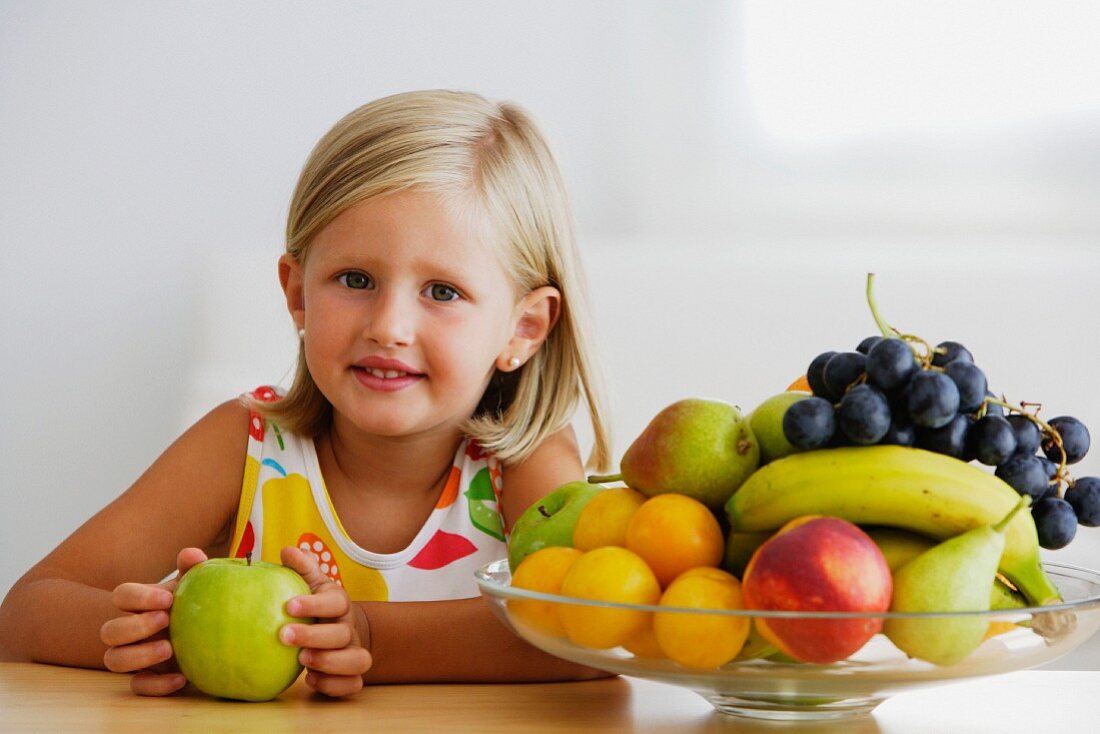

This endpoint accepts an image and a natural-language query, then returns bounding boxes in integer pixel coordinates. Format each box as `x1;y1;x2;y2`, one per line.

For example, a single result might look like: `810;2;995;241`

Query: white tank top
228;386;507;601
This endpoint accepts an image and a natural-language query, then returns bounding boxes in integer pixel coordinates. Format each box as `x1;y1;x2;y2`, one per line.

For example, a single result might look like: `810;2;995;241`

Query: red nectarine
742;516;892;664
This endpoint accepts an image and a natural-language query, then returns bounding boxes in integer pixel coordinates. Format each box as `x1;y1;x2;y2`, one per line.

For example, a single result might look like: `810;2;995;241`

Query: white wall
3;1;1100;668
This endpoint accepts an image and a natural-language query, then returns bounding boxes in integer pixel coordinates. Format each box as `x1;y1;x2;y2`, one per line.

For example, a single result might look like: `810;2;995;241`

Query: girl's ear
279;254;305;330
497;286;561;372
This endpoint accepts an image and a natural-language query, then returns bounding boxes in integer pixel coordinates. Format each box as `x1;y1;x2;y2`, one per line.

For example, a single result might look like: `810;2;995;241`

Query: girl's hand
279;545;372;697
99;547;208;696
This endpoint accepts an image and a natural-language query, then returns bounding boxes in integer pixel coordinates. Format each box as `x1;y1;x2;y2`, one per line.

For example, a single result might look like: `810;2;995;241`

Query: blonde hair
252;90;611;471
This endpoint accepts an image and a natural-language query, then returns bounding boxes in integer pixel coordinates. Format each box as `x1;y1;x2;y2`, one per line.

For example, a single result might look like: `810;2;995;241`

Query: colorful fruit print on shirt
229;386;509;602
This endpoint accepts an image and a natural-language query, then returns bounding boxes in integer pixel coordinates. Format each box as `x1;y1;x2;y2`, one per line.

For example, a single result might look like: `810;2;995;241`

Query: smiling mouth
352;365;424;385
363;367;411;379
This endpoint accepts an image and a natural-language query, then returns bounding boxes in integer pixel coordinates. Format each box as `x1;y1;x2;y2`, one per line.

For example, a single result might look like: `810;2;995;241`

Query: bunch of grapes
783;276;1100;551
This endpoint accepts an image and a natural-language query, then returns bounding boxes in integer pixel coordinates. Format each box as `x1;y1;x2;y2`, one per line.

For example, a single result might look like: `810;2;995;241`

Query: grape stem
865;273;902;339
864;274;935;366
983;396;1068;491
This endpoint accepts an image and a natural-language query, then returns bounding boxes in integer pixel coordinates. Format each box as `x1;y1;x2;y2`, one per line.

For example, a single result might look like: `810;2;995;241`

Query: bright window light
740;1;1100;148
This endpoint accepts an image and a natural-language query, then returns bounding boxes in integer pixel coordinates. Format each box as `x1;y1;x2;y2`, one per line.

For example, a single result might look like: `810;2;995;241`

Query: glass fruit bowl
475;559;1100;721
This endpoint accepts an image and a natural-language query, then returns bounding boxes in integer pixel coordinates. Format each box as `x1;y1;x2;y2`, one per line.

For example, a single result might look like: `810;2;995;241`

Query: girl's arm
0;400;249;667
359;596;608;683
357;425;610;683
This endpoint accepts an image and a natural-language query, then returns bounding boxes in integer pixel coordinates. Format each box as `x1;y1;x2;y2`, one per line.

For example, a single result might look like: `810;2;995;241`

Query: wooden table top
2;662;1098;733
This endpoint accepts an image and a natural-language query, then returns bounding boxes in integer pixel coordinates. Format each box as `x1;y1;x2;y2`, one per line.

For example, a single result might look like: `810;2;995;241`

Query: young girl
0;90;612;697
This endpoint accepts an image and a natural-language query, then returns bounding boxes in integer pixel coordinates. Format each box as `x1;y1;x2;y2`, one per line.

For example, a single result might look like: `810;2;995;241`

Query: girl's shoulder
183;396;254;463
497;425;585;527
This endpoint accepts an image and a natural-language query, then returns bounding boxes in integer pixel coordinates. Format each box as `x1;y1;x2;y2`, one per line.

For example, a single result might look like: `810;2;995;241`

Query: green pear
884;498;1028;666
621;398;760;511
867;526;1026;609
748;391;810;464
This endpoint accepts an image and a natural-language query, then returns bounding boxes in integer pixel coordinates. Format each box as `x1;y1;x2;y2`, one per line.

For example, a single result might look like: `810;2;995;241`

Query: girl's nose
363;291;415;347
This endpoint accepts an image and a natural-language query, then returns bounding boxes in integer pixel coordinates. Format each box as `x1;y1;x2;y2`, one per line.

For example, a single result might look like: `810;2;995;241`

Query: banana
862;526;935;573
725;445;1061;606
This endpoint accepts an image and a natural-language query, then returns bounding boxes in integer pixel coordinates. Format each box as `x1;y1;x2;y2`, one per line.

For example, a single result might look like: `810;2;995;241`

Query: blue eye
338;272;372;290
428;283;460;302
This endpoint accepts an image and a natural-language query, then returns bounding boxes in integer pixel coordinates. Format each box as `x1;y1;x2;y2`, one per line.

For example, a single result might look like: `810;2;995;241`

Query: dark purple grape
823;351;867;399
944;361;987;414
1006;415;1042;456
995;454;1049;500
917;414;972;459
882;413;917;447
1036;456;1061;498
866;338;918;392
931;341;973;367
982;391;1004;417
783;397;836;450
1044;416;1090;465
807;351;838;400
1065;477;1100;526
972;415;1017;466
1032;497;1077;550
904;371;960;429
837;384;892;445
856;335;884;354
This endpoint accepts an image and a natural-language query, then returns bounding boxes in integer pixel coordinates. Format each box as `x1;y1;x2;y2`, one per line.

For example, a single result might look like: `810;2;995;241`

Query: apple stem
537;505;551;519
587;473;622;484
246;552;252;566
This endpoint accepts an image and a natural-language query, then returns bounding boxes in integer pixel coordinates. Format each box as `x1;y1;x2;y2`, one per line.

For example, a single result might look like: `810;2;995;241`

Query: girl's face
283;190;524;442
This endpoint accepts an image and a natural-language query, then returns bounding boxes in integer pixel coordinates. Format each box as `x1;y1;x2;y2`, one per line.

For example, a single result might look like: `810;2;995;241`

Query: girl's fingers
111;583;174;613
279;545;333;593
100;610;170;648
175;547;208;577
286;588;349;620
300;646;372;677
103;638;173;674
281;622;353;651
306;670;365;698
130;670;188;697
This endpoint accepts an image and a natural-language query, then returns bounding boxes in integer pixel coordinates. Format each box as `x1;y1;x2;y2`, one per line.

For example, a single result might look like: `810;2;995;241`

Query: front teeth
367;368;407;379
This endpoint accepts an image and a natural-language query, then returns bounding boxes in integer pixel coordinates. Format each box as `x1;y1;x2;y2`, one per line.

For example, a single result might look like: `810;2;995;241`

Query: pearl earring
508;357;521;369
298;327;305;339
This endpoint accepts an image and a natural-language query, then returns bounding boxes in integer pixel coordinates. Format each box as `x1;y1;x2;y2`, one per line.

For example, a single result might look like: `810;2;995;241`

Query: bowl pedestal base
701;691;883;720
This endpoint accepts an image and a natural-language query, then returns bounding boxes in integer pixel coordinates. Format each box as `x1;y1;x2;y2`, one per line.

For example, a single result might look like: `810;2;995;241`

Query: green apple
507;480;606;571
169;557;314;701
748;391;810;465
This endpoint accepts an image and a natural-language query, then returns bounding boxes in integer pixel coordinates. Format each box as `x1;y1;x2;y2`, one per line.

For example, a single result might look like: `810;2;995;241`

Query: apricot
509;546;583;637
558;547;661;649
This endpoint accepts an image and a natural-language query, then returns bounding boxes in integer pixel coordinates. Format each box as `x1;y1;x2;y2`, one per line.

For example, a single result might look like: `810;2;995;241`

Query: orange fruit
654;568;750;669
558;546;661;649
786;374;812;392
675;566;740;584
509;546;583;637
622;623;666;659
572;486;647;551
625;494;724;587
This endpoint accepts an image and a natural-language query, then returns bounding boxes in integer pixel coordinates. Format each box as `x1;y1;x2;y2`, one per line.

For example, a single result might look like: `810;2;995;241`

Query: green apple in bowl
169;557;314;701
508;480;606;571
748;391;810;465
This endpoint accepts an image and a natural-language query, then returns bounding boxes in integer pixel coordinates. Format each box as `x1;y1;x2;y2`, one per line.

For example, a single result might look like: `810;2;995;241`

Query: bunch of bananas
724;444;1061;606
